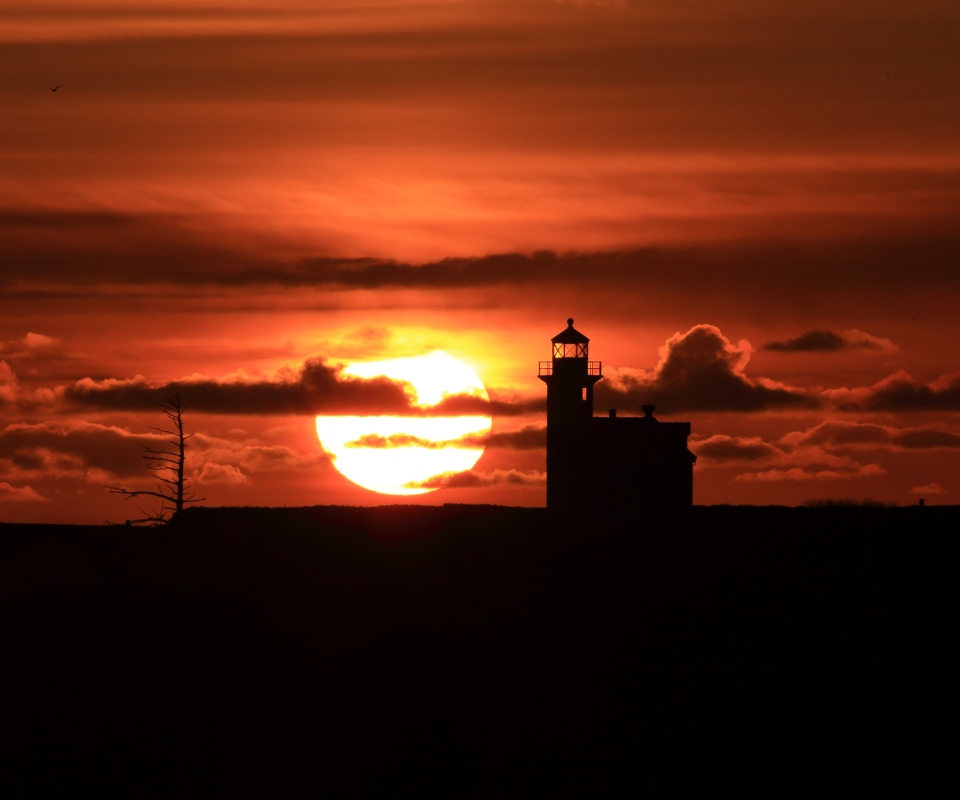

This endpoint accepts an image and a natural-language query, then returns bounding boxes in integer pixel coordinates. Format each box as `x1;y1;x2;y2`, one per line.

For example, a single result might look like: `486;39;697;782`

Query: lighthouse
538;319;603;508
538;319;696;511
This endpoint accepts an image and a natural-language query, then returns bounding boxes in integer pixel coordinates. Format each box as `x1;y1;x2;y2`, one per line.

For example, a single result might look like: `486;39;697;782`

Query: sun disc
315;351;491;495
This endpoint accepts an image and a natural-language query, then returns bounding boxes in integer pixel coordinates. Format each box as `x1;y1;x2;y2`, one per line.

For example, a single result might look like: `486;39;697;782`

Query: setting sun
315;351;492;495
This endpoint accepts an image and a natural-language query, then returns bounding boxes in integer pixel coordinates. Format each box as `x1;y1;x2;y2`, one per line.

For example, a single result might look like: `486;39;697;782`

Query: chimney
642;404;655;418
608;409;617;417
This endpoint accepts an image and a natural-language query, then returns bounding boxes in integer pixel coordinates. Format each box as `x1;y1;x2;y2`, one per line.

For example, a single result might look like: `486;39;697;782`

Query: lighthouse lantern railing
538;360;601;376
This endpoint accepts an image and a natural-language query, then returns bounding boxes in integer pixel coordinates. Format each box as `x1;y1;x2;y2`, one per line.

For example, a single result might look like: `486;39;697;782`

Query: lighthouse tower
538;318;602;508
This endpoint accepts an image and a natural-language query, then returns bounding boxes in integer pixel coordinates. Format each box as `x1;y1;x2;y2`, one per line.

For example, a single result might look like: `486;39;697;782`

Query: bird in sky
47;85;62;92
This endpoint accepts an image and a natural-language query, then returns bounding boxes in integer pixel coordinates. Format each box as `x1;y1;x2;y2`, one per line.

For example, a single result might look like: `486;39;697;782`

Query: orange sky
2;0;959;522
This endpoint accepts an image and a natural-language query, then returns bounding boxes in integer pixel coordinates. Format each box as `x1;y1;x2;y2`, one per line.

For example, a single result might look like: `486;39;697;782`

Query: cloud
735;463;886;483
6;224;960;306
595;325;818;413
762;329;896;353
191;463;248;486
690;435;782;463
692;426;893;481
344;433;475;450
59;357;539;418
705;437;887;482
864;370;960;412
406;469;546;490
220;442;327;474
0;421;156;479
0;361;16;404
63;357;417;416
911;483;946;496
693;419;960;485
765;330;847;352
484;426;546;450
418;391;543;418
344;425;546;451
58;320;954;423
0;422;327;489
22;332;59;349
0;481;47;502
828;370;960;411
777;420;960;451
0;332;61;358
0;210;269;290
283;253;572;290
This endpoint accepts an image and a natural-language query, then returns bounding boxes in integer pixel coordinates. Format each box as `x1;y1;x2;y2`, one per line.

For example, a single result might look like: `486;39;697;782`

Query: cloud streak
777;420;960;451
0;421;328;492
6;231;960;300
0;481;47;502
762;329;896;353
828;370;960;412
691;433;885;482
694;420;960;468
694;419;960;484
56;356;541;418
0;361;16;405
62;358;415;415
406;469;545;490
343;425;546;451
735;463;886;483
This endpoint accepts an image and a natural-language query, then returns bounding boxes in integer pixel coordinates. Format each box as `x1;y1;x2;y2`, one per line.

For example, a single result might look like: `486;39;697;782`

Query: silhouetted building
538;319;696;510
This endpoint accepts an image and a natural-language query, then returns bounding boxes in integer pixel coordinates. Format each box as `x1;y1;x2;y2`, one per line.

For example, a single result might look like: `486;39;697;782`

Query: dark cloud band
62;357;540;418
762;329;894;353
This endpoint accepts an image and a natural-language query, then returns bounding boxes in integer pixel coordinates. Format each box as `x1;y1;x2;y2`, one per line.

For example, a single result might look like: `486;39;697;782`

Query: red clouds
911;483;946;496
735;462;886;484
0;362;16;405
826;370;960;412
692;432;886;483
58;357;543;418
13;322;959;425
63;357;417;415
406;469;545;490
2;1;959;517
0;420;328;498
693;418;960;486
777;420;960;451
690;435;781;463
593;325;960;416
0;422;156;478
343;425;546;451
4;0;960;267
596;325;817;413
861;371;960;412
0;482;46;502
762;330;897;353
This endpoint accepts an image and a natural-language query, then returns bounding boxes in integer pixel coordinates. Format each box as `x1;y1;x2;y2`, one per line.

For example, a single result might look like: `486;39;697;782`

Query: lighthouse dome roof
551;318;589;344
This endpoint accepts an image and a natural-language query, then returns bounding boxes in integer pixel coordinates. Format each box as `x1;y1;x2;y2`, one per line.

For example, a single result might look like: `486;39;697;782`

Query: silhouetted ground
1;505;955;796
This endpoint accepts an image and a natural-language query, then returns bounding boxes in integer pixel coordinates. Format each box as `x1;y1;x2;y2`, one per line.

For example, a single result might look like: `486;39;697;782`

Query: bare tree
109;393;204;525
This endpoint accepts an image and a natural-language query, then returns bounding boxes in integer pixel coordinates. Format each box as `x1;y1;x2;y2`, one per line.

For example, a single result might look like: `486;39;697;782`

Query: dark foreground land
1;504;955;795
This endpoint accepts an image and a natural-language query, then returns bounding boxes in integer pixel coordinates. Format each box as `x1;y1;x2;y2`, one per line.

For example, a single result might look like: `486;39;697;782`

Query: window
553;343;588;359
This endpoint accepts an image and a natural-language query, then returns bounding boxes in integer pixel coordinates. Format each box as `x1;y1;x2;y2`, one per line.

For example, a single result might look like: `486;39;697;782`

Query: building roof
551;318;590;344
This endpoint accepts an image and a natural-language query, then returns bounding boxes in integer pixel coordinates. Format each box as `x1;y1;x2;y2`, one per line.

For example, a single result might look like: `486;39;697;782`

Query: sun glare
315;351;492;495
